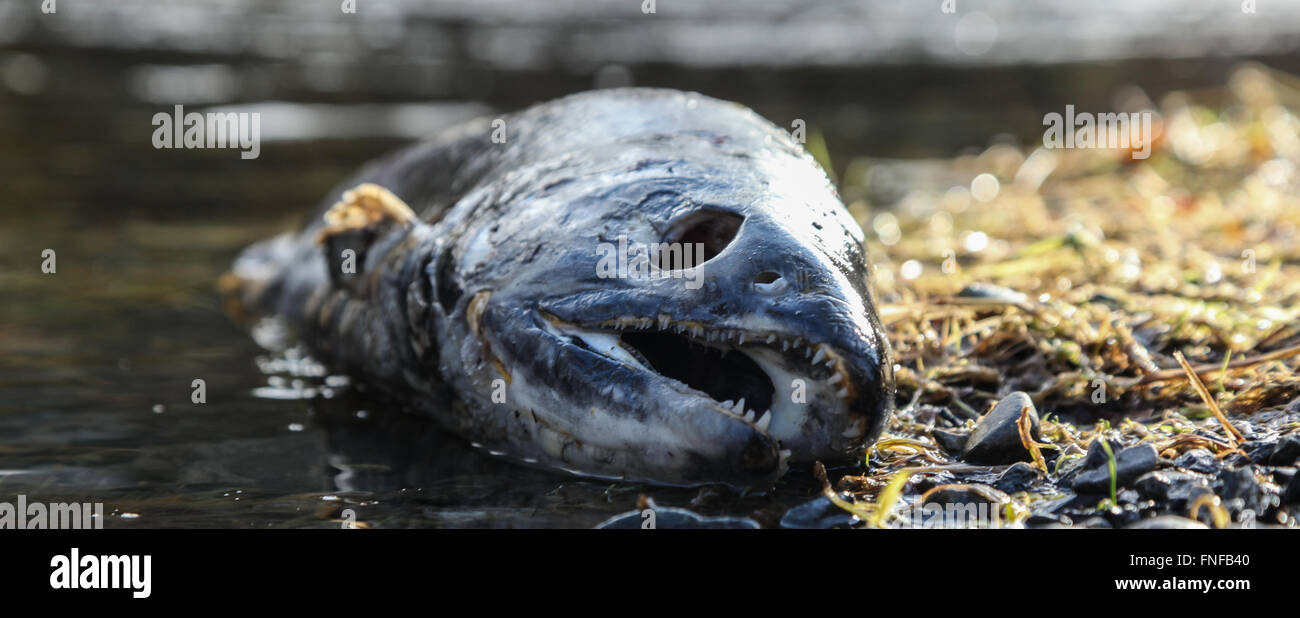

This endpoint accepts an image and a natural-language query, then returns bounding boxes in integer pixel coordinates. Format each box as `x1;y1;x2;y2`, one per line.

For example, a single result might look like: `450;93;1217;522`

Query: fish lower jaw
544;311;860;466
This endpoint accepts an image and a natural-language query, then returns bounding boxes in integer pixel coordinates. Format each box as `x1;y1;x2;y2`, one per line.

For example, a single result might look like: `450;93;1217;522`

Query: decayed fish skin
225;88;895;488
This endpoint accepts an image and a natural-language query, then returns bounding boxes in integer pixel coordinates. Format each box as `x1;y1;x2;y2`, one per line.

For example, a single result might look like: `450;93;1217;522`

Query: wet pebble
1173;448;1220;474
1268;434;1300;466
962;391;1040;465
910;470;961;493
1057;441;1110;486
1284;470;1300;504
1242;439;1277;463
1071;442;1157;494
993;462;1042;494
1031;494;1084;516
779;495;855;529
930;428;969;456
917;484;1010;527
1215;467;1264;513
921;483;1011;507
1025;513;1072;528
1134;470;1209;505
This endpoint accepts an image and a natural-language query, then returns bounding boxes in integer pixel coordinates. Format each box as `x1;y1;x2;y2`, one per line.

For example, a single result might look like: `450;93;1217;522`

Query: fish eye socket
434;245;462;313
654;209;743;270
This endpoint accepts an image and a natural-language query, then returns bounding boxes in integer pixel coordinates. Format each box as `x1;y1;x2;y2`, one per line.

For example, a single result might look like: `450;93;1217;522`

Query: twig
1174;351;1245;445
1123;342;1300;387
1017;405;1048;473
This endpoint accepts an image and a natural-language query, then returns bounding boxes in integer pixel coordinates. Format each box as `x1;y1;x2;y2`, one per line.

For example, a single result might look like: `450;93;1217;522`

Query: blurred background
5;0;1300;212
1;0;1298;528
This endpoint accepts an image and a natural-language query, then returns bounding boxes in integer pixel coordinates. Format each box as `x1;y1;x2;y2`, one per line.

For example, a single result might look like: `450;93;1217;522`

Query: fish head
440;93;894;487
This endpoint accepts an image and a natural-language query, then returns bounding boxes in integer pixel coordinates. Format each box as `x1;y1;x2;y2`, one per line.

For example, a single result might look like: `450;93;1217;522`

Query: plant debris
822;63;1300;529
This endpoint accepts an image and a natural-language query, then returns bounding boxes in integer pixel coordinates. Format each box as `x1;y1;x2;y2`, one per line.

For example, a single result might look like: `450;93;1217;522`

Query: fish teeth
804;346;812;358
766;334;777;344
829;372;845;385
721;399;734;411
737;333;745;345
744;409;755;422
658;315;670;329
781;339;790;351
836;386;850;399
734;398;746;414
812;347;827;364
756;410;772;431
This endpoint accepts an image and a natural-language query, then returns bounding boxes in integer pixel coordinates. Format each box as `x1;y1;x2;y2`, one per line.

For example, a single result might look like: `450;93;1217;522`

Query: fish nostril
753;271;788;295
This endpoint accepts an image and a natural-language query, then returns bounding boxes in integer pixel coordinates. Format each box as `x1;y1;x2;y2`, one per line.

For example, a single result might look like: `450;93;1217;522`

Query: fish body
226;88;894;488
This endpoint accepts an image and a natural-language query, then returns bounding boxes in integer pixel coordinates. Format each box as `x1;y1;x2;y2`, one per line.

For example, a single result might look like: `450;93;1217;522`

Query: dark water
4;0;1298;528
0;198;834;528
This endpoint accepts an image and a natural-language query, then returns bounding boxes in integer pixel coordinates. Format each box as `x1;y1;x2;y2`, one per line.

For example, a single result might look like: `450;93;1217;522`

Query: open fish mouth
540;311;869;467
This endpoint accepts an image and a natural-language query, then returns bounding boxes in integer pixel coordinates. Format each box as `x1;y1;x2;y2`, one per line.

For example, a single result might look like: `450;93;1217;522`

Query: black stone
917;484;1010;527
962;391;1041;465
1134;470;1208;503
1166;479;1216;513
1215;467;1263;512
779;495;855;529
1243;440;1276;463
1081;438;1125;469
1050;493;1106;517
1269;435;1300;466
921;483;1012;507
1284;470;1300;505
1025;513;1072;528
1174;448;1220;474
994;462;1043;493
931;428;969;457
1072;442;1158;494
